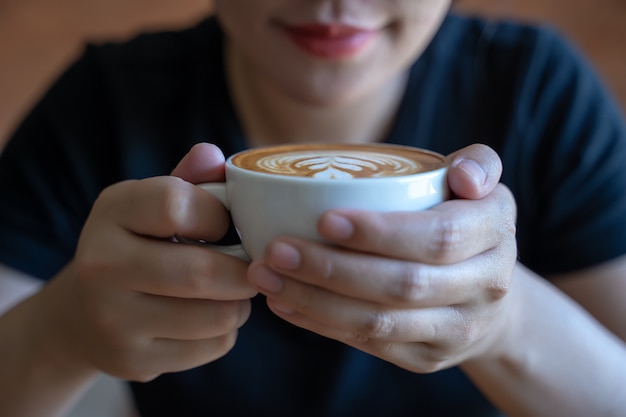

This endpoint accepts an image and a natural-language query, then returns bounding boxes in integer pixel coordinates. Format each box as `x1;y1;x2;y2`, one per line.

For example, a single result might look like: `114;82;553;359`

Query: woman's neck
227;44;409;147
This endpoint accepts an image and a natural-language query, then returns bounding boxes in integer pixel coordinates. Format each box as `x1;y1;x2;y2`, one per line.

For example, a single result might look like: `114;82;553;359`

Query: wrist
32;266;101;380
16;286;98;384
0;282;99;416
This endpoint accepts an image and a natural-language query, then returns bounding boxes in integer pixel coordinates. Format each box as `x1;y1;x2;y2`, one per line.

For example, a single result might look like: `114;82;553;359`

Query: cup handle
174;182;250;262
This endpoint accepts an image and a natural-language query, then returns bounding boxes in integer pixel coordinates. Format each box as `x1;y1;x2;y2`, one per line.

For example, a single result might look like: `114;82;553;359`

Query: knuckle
504;210;517;235
214;331;238;355
318;254;335;282
493;185;518;237
201;332;239;363
498;184;517;217
210;301;245;332
88;302;122;337
415;356;447;374
449;308;487;351
127;365;161;383
483;248;515;301
429;216;462;261
498;212;517;242
134;373;160;383
104;344;154;382
344;331;371;345
409;311;479;373
403;343;451;374
392;265;428;302
73;261;100;290
179;256;215;293
121;363;157;383
486;275;510;301
235;299;252;327
360;310;396;339
292;286;314;311
454;320;480;348
415;342;461;374
154;179;192;230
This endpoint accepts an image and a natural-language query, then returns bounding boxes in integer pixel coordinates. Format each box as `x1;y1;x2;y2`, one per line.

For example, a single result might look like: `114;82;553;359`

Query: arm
462;260;626;416
552;257;626;340
0;266;103;417
458;25;625;415
0;266;138;417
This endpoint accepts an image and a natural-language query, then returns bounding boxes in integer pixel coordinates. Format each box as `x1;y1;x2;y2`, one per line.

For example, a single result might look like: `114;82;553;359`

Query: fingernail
269;241;301;270
250;265;283;293
323;213;354;240
453;158;487;186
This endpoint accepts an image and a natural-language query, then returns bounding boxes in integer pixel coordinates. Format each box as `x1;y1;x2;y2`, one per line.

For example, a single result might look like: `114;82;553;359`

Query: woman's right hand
42;143;257;381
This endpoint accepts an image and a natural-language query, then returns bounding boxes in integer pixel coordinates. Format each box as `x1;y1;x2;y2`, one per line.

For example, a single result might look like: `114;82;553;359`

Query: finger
446;143;502;200
263;300;438;373
83;231;257;300
150;332;238;374
295;313;461;374
170;142;226;184
253;241;511;308
264;293;464;346
92;175;229;241
123;332;239;381
318;184;517;264
130;295;251;341
267;300;465;374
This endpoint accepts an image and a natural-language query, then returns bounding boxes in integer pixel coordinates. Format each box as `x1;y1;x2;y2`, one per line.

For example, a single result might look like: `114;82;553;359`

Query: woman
0;1;625;416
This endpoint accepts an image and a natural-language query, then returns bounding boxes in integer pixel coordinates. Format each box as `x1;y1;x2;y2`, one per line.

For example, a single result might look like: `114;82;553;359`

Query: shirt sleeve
0;50;116;280
499;25;626;275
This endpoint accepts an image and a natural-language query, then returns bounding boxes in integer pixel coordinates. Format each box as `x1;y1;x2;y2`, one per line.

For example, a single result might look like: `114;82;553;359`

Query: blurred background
455;0;626;111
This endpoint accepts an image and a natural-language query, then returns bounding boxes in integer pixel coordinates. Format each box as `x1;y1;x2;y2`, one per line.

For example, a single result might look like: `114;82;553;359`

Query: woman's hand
42;143;257;381
247;144;518;373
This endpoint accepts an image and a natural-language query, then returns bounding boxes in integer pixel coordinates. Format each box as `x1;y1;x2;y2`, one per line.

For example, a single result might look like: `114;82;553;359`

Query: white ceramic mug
191;143;449;261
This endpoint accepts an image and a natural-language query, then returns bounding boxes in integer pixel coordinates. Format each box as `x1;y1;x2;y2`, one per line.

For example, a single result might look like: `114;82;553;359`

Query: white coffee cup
189;143;449;261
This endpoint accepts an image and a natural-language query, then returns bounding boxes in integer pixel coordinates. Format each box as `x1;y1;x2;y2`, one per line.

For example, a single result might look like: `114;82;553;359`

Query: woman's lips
282;23;378;60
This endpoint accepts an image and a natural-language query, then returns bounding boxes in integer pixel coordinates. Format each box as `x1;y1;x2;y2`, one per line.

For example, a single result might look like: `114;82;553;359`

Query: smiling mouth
282;23;379;60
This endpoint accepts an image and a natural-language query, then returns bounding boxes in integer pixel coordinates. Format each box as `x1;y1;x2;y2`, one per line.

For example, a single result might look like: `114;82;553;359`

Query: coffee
231;144;447;179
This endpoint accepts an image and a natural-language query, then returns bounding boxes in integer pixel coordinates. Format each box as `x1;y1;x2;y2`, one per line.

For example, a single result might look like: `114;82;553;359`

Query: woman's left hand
247;144;518;372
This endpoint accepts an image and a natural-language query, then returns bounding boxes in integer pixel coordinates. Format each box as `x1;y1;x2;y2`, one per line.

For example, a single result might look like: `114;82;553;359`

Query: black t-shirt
1;13;626;417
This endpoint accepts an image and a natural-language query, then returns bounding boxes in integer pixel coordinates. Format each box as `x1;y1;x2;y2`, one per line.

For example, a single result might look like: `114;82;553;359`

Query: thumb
171;142;226;184
446;143;502;200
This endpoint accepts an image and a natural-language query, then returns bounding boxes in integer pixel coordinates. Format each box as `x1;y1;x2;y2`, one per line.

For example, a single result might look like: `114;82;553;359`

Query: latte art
230;144;447;179
256;151;423;179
